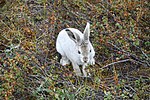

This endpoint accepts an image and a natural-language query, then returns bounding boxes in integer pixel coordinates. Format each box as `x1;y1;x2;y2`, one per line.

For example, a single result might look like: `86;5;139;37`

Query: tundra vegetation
0;0;149;99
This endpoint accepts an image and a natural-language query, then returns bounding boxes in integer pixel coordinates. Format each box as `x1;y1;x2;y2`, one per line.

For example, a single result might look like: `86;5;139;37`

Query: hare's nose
83;57;88;63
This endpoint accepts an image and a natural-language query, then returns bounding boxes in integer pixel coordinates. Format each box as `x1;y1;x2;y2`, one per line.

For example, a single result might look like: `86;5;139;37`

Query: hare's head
66;22;92;64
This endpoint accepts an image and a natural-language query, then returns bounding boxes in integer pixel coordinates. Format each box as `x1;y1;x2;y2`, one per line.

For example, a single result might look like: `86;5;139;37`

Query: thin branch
75;85;85;96
107;41;150;67
101;59;131;69
101;58;148;69
131;42;149;59
107;41;129;55
130;59;148;67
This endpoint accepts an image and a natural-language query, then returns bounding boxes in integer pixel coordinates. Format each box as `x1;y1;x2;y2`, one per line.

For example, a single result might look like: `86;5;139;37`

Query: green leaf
115;23;122;29
145;41;150;46
133;39;140;46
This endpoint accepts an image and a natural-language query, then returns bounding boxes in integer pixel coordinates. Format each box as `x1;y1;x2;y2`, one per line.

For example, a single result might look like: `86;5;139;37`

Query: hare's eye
78;51;81;54
90;50;91;52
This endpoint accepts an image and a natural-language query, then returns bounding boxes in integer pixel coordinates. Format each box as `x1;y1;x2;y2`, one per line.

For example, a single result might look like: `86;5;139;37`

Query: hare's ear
83;22;90;43
65;29;81;43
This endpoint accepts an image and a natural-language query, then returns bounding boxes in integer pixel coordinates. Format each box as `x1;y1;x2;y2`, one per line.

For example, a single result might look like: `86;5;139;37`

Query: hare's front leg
60;56;70;66
89;57;95;65
82;64;88;77
72;62;82;76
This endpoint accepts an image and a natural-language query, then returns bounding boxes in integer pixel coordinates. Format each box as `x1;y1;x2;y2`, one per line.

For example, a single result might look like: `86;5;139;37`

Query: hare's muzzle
83;57;88;63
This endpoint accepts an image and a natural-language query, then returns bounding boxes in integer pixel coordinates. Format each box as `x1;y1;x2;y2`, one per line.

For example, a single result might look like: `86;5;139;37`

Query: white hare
56;22;95;77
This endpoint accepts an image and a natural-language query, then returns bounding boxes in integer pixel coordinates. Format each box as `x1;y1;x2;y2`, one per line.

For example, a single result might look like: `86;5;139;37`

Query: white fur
56;22;95;77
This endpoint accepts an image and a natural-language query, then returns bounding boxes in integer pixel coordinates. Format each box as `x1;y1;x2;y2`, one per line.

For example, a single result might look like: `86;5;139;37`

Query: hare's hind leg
60;56;70;66
56;42;70;65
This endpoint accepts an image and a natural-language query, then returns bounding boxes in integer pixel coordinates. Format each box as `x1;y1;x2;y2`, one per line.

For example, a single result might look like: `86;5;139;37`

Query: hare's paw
82;64;88;77
75;71;82;76
60;57;70;66
73;68;82;76
82;65;91;77
72;63;82;76
89;58;95;65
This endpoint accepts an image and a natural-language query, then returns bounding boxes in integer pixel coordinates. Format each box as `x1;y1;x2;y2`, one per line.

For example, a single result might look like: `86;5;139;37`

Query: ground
0;0;149;99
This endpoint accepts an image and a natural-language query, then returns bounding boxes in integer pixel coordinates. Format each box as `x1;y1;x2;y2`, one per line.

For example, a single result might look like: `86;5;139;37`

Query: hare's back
56;29;77;54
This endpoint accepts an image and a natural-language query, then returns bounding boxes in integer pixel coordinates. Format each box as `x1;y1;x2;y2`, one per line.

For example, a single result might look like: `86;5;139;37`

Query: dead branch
101;59;131;69
107;41;150;67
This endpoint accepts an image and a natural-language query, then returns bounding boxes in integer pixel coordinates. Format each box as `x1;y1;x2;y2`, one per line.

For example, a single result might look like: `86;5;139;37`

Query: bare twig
101;59;131;69
125;37;149;60
131;41;149;59
107;41;150;67
107;41;129;55
130;59;148;67
75;85;85;96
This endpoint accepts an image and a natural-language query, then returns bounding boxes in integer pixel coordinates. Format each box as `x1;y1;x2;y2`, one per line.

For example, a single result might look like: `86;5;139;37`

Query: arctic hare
56;22;95;77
